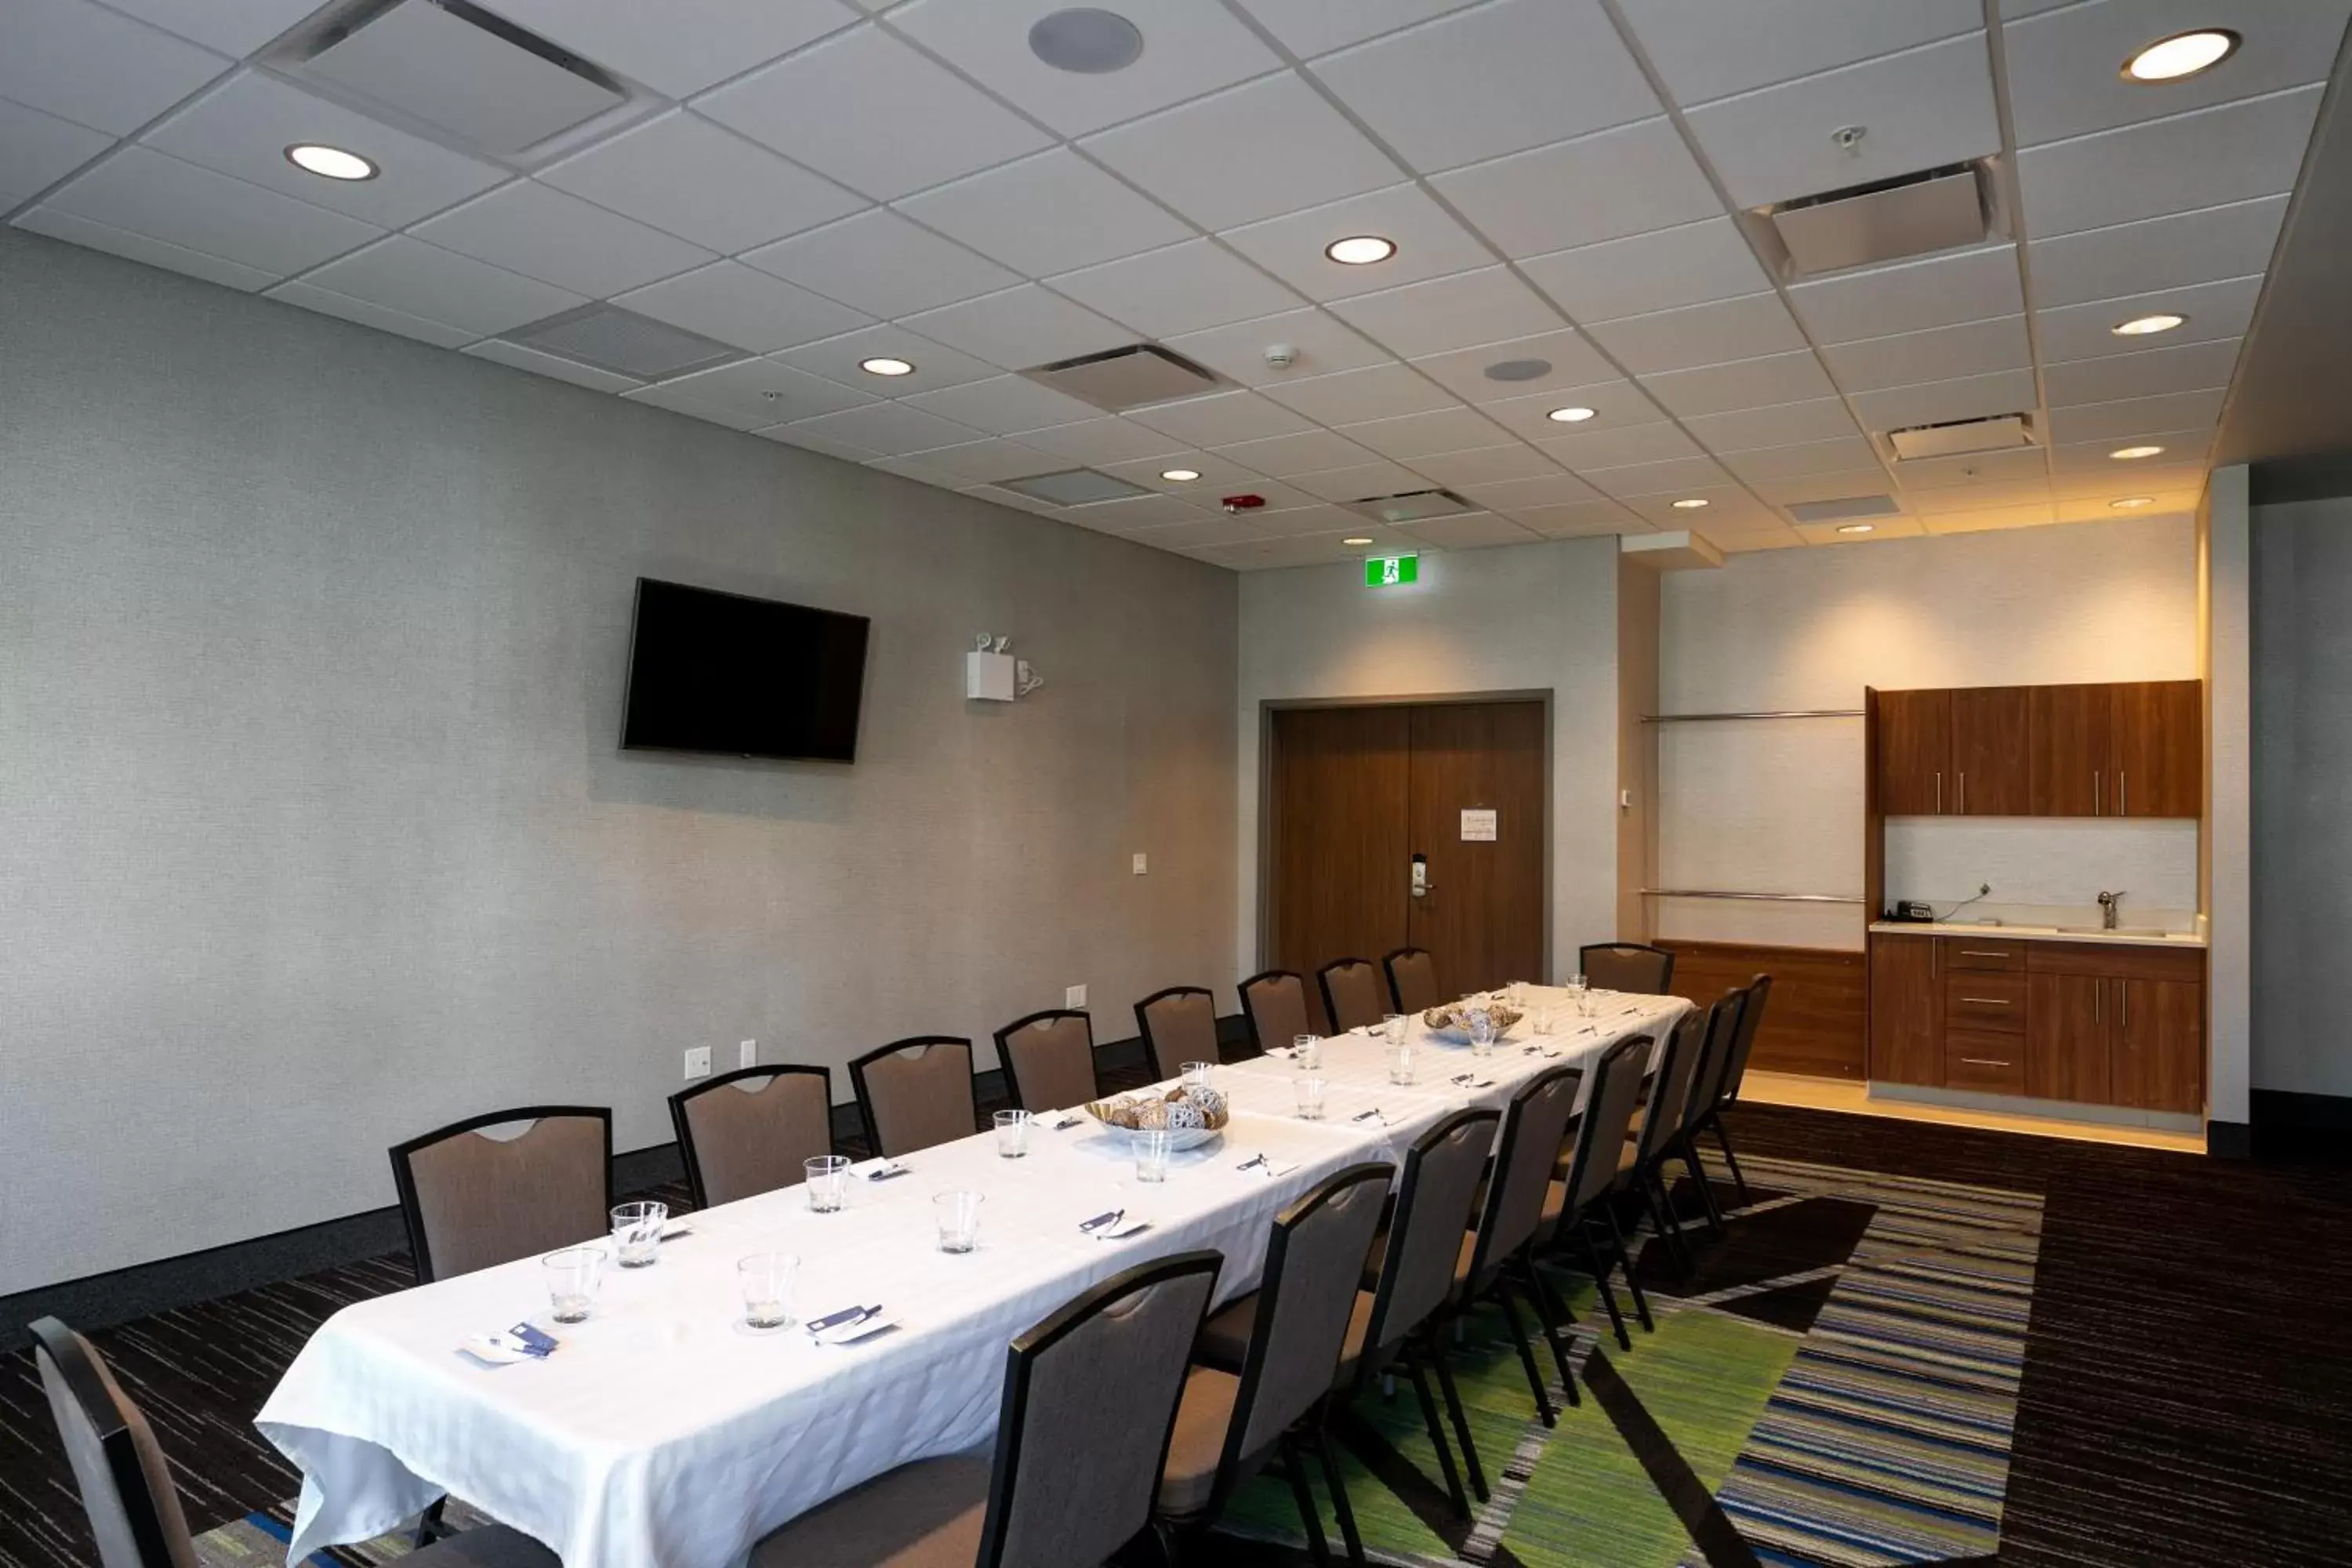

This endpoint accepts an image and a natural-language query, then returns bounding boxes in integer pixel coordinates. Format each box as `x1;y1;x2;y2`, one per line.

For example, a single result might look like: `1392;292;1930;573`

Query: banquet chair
1316;958;1387;1033
669;1065;834;1210
388;1106;612;1285
1135;985;1221;1080
1239;969;1312;1056
848;1036;979;1157
1153;1163;1391;1565
31;1316;558;1568
1538;1035;1654;1350
993;1009;1099;1113
1577;941;1675;995
1615;1009;1710;1276
751;1250;1224;1568
1381;947;1439;1014
1692;975;1773;1203
1671;988;1752;1239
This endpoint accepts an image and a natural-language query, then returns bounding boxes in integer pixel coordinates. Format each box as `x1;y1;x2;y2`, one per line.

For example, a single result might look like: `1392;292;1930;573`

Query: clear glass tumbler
738;1251;798;1330
804;1155;850;1212
1388;1042;1414;1085
1181;1062;1214;1091
610;1201;666;1269
1292;1033;1322;1071
1296;1076;1327;1121
934;1191;985;1254
1134;1127;1172;1183
1382;1014;1408;1047
1468;1009;1497;1058
994;1109;1032;1159
542;1247;604;1324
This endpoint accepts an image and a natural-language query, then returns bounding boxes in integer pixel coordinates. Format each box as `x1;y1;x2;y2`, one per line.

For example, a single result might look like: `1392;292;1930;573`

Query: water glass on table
1291;1033;1322;1071
1295;1076;1327;1121
1388;1038;1414;1084
739;1251;798;1331
1468;1009;1497;1058
994;1109;1032;1159
1181;1062;1214;1090
1382;1013;1408;1046
805;1155;851;1212
542;1247;604;1324
934;1191;985;1254
1134;1127;1172;1184
611;1201;666;1269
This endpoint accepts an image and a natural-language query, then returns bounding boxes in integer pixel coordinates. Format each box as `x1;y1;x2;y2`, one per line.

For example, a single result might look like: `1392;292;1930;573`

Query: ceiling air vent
1786;494;1903;523
1346;489;1483;525
1022;344;1223;413
302;0;623;154
1887;413;2036;462
1747;159;2008;280
992;470;1152;507
502;305;739;380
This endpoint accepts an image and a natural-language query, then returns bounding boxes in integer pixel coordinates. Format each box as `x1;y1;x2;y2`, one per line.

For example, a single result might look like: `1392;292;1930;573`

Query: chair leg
1602;1202;1655;1333
1312;1415;1366;1568
1709;1115;1752;1204
1637;1167;1691;1276
1492;1279;1555;1426
1404;1356;1470;1519
1279;1434;1334;1567
1577;1222;1632;1350
1679;1134;1726;1236
412;1497;450;1548
1516;1259;1581;1405
1428;1338;1490;1504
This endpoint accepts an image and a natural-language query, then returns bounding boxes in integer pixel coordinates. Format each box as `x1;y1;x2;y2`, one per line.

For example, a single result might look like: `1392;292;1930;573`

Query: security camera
1262;343;1299;369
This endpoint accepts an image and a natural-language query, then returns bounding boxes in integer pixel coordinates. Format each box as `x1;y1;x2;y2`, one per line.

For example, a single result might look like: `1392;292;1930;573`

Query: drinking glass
610;1200;666;1269
1533;1009;1555;1037
1296;1076;1327;1120
805;1155;851;1213
738;1251;798;1330
1181;1062;1214;1091
1388;1042;1415;1085
1134;1127;1172;1183
1468;1009;1497;1058
1291;1033;1322;1071
1577;989;1601;1020
934;1191;985;1254
542;1247;604;1324
994;1109;1033;1159
1381;1013;1408;1047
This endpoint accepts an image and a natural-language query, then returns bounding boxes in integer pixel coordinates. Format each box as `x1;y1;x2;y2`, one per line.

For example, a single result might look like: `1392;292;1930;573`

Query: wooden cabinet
1880;679;2201;818
2113;978;2205;1112
1876;688;1951;815
2026;972;2109;1103
2112;681;2201;818
1868;934;1941;1085
2028;683;2112;816
1949;686;2031;815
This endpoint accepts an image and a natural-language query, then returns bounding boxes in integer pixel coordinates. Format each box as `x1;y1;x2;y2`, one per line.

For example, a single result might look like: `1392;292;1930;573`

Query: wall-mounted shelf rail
1642;709;1865;724
1639;889;1865;904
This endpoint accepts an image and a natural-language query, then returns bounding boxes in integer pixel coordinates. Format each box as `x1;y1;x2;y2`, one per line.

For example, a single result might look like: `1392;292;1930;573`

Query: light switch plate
684;1047;712;1080
739;1040;757;1069
1065;984;1087;1009
1132;853;1148;875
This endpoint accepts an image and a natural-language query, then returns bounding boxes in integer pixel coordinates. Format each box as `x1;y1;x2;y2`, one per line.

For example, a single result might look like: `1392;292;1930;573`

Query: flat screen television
620;578;870;762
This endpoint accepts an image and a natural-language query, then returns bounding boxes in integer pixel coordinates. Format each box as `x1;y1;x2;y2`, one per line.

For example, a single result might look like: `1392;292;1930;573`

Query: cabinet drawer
1945;1030;2027;1093
1945;975;2027;1033
2025;940;2205;985
1941;938;2024;972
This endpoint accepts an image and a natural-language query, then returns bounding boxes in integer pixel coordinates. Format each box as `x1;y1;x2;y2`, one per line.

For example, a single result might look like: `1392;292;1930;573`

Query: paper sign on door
1459;809;1497;842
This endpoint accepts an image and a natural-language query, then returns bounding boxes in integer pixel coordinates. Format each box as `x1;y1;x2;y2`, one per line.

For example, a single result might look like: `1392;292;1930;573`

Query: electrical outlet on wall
684;1047;712;1080
1065;984;1087;1009
1132;853;1148;875
739;1040;757;1069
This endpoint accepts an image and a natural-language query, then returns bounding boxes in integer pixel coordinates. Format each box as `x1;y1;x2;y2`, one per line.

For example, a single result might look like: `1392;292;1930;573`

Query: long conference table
258;987;1689;1568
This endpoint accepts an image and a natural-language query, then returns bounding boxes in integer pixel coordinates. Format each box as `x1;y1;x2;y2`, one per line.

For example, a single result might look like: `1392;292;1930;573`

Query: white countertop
1867;920;2207;949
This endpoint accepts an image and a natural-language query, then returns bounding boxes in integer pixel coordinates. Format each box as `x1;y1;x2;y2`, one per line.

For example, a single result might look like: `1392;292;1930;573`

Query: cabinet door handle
1960;949;2011;958
2119;771;2128;817
1936;771;1944;813
1959;771;1966;813
2120;983;2129;1029
2094;980;2102;1023
1961;1057;2012;1068
1959;996;2012;1006
2094;771;2102;815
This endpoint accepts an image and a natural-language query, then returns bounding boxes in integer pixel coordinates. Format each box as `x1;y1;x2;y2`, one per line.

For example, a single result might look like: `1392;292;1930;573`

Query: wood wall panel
1660;939;1867;1080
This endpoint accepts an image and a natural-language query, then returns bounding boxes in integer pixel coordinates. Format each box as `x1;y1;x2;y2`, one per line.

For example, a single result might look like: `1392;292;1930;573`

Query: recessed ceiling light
2112;312;2186;336
2123;28;2239;82
1671;497;1709;510
1325;234;1397;266
1028;8;1144;73
859;357;915;376
285;143;377;181
2109;445;2166;460
2111;495;2157;509
1160;467;1200;482
1835;522;1876;534
1341;536;1375;546
1546;405;1597;423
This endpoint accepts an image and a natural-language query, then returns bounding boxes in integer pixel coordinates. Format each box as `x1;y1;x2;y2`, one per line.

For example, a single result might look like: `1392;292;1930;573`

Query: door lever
1410;852;1431;899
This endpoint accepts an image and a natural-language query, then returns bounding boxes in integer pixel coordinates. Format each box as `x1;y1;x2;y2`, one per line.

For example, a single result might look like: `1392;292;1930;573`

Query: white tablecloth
257;989;1685;1568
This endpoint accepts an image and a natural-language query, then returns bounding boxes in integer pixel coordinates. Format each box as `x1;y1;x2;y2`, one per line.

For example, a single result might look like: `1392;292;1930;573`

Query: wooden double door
1265;700;1545;1029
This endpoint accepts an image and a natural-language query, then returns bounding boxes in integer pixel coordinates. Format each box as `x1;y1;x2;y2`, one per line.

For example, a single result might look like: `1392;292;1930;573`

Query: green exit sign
1364;554;1419;587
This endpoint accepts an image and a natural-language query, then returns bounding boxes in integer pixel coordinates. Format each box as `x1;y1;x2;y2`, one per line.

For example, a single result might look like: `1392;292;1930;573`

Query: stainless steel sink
2055;925;2176;937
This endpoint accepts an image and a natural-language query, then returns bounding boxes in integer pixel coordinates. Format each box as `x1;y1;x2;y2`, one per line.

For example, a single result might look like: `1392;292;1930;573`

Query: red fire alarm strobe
1221;493;1267;514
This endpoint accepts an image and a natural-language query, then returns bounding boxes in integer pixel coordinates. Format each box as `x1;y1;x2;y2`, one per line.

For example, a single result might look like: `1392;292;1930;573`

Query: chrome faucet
2096;891;2125;931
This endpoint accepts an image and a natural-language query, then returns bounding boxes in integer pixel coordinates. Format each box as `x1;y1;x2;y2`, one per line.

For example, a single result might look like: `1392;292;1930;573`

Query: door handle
1410;854;1431;899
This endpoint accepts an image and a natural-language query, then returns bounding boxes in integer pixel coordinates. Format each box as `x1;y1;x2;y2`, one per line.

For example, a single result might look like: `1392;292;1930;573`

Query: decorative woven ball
1131;1098;1171;1131
1186;1086;1229;1122
1165;1098;1207;1131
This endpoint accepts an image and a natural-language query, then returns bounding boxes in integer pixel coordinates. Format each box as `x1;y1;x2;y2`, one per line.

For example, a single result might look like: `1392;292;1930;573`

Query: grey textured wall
0;229;1237;1294
2249;495;2352;1099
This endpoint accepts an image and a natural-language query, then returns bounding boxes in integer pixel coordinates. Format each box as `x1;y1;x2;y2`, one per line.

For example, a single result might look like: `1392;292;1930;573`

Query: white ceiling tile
784;399;982;455
2034;274;2261;362
538;111;866;254
1460;472;1604;510
1062;492;1219;531
1820;314;2031;393
1220;184;1493;301
892;0;1279;137
741;208;1018;319
1794;514;1928;545
2003;0;2351;148
1047;240;1304;338
1640;350;1837;416
1919;501;2056;534
1908;478;2053;514
142;73;506;228
1163;307;1390;386
1617;0;1983;107
302;234;587;337
1078;72;1399;232
1706;528;1807;551
481;0;856;98
1407;443;1563;488
1623;486;1777;526
1519;217;1769;325
1261;362;1452;424
1193;477;1325;514
1849;368;2039;433
625;383;772;432
877;435;1059;485
2042;390;2226;445
900;374;1105;435
1409;328;1617;405
1021;416;1189;465
1683;33;2000;208
1788;243;2022;343
1336;405;1511;460
43;145;379;277
13;205;273;289
695;24;1052;201
772;322;999;394
2052;495;2199;525
1719;436;1884;481
463;337;646;391
1430;118;1722;260
2048;430;2211;474
895;148;1193;277
2048;461;2205;499
1210;427;1378;474
1681;397;1859;452
1327;267;1565;359
2016;86;2325;239
1310;0;1657;173
1127;389;1314;447
0;0;225;138
1282;459;1429;501
760;422;882;463
267;279;477;347
1480;379;1668;441
653;358;881;424
1121;514;1288;550
1585;292;1805;374
1534;421;1704;470
1580;453;1733;499
1893;445;2049;488
1229;0;1483;60
1748;466;1903;505
1399;513;1541;550
2027;196;2289;310
1098;451;1269;494
412;181;715;298
99;0;320;56
1515;498;1639;535
900;283;1131;368
0;97;111;207
610;260;871;354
